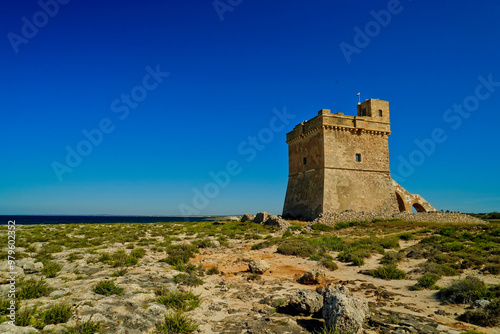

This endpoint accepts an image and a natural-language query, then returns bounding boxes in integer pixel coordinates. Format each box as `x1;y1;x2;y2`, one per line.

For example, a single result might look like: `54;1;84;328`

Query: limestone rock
299;269;326;285
289;289;323;314
322;284;369;334
0;323;39;333
248;260;270;274
253;212;270;224
241;213;255;222
473;299;490;308
263;215;290;231
18;259;43;274
0;261;25;284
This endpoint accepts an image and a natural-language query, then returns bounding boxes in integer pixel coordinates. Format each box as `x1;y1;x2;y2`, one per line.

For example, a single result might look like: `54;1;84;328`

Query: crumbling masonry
283;99;435;221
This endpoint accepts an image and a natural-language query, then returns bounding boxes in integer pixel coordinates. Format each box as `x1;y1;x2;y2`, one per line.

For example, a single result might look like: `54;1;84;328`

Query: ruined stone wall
283;169;323;220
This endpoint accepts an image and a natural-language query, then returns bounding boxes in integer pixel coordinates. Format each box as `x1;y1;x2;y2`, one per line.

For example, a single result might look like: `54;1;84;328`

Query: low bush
66;320;101;334
320;259;338;271
173;273;203;287
207;266;219;275
413;273;441;290
380;251;403;265
15;305;38;327
42;260;62;278
155;289;200;311
419;262;460;276
370;264;406;280
164;244;198;266
397;232;415;241
311;223;333;232
155;311;198;334
18;279;54;300
438;276;488;304
459;298;500;327
251;238;278;250
111;268;128;277
277;239;317;257
93;280;124;296
482;264;500;275
130;247;146;258
334;220;368;230
39;303;72;326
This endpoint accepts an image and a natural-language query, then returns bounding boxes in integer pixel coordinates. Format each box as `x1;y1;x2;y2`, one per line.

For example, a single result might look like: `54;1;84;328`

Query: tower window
303;157;307;165
378;109;383;117
361;108;366;116
356;154;361;162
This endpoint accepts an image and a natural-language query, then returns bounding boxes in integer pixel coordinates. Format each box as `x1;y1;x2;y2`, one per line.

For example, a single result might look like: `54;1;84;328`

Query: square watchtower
282;99;399;220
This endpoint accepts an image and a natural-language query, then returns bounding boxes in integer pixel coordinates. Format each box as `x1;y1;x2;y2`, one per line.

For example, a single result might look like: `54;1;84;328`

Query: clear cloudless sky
1;0;499;216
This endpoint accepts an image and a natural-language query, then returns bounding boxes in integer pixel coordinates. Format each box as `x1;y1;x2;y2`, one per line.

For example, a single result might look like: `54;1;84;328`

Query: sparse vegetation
438;276;489;304
93;280;124;296
459;298;500;327
155;312;198;334
39;302;73;326
17;278;54;300
370;264;406;280
155;289;200;311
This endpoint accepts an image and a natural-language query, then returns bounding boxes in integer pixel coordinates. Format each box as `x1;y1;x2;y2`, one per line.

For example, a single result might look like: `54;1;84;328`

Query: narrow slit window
379;109;383;117
361;108;366;116
356;154;361;162
303;157;307;165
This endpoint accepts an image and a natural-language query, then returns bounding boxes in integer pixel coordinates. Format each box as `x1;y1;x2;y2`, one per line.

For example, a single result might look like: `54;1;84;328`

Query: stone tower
282;99;401;220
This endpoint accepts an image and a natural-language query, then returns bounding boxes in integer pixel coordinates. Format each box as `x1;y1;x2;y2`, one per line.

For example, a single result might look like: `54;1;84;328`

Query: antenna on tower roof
357;92;361;105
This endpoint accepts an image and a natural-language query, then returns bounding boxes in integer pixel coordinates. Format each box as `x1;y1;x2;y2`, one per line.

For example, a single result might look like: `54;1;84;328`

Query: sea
0;215;230;225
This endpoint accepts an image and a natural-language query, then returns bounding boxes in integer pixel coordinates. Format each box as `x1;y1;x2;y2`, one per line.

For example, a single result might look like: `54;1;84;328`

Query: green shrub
0;298;18;315
111;268;128;277
334;220;368;230
173;273;203;287
281;230;293;238
277;239;317;257
459;298;500;327
251;238;278;250
289;224;303;231
42;260;62;278
98;252;111;263
165;244;198;266
67;252;83;262
155;312;198;333
378;237;400;249
18;279;54;300
320;259;338;271
337;249;370;264
207;266;219;275
482;264;500;275
124;255;139;266
93;280;124;296
380;251;403;265
65;320;101;334
370;264;406;280
311;223;334;232
438;276;489;304
436;227;456;237
39;303;72;325
130;247;146;259
420;262;460;276
413;273;441;290
15;305;38;326
155;289;200;311
398;232;415;241
192;239;214;248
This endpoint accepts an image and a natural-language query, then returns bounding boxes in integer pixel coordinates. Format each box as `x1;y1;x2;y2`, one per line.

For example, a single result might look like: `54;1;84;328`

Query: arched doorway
395;192;406;212
412;203;427;212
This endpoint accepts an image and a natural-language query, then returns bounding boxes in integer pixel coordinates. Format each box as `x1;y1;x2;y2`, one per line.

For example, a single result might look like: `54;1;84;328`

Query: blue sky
1;0;499;216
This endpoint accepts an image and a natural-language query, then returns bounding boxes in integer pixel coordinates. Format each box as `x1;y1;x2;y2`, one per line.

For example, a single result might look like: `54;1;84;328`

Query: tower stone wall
283;99;402;220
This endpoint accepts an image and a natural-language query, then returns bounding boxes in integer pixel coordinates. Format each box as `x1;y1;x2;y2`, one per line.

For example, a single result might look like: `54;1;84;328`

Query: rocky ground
0;213;499;334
